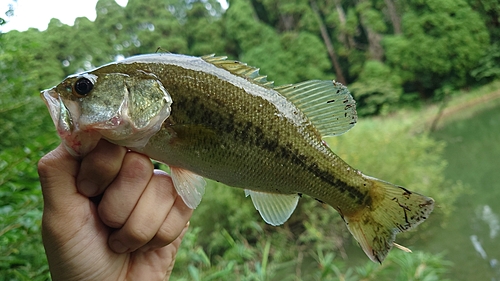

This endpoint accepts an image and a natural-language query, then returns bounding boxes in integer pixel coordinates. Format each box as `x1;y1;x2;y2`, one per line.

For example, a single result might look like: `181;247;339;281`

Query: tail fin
344;176;434;263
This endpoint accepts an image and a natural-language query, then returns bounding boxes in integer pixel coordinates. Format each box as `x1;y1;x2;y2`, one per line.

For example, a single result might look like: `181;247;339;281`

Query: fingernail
78;180;97;197
111;239;129;254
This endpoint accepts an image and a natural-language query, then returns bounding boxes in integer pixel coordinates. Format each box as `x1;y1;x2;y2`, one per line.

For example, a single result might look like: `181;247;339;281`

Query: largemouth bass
41;53;434;263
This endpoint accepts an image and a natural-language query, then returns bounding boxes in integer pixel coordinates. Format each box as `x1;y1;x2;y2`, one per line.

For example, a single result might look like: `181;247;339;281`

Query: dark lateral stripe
168;72;366;204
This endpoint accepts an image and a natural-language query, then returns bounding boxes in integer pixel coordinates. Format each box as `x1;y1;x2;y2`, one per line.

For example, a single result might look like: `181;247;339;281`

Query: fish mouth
41;88;63;130
41;88;101;157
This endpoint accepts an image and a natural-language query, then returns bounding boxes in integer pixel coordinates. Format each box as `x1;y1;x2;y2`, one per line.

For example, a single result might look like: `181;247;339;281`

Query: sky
1;0;229;32
0;0;128;32
0;0;130;32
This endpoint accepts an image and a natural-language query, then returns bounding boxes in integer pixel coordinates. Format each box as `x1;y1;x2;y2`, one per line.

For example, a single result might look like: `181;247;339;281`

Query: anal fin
245;190;300;226
170;166;206;209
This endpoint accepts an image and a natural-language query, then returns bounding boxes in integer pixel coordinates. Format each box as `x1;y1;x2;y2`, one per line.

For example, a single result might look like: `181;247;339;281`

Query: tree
92;0;129;63
0;15;57;281
467;0;500;81
123;0;188;54
224;0;331;85
310;0;346;84
349;60;403;115
467;0;500;42
384;0;490;97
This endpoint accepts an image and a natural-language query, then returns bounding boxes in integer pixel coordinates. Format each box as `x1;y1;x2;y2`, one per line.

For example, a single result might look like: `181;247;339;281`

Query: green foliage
467;0;500;42
384;0;490;96
171;226;452;280
355;1;387;33
0;9;59;279
4;0;497;106
0;148;51;281
224;0;331;85
303;248;452;281
349;60;403;115
0;76;56;280
471;42;500;81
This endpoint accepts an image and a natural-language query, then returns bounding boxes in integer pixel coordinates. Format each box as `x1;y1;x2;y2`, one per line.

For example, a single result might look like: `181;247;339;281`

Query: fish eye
74;77;94;97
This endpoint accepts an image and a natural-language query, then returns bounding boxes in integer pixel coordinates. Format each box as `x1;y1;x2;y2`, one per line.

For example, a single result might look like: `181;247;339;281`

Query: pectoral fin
170;167;206;209
245;190;300;226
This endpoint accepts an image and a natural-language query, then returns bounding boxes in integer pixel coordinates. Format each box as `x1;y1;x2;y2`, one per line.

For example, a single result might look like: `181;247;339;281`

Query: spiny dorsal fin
202;55;357;136
202;54;275;88
275;80;357;137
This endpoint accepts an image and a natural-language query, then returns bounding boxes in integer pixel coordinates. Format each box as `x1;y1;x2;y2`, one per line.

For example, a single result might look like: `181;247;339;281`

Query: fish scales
41;53;434;264
127;61;370;213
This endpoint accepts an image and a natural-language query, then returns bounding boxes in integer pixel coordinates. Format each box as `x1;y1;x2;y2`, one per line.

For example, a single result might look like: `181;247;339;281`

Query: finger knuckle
121;154;153;180
38;149;65;177
37;156;52;178
128;226;153;244
91;155;118;175
156;224;178;245
98;205;127;229
153;172;177;198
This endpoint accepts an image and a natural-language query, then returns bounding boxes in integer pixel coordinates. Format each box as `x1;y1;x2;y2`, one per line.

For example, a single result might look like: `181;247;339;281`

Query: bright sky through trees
0;0;227;32
0;0;128;32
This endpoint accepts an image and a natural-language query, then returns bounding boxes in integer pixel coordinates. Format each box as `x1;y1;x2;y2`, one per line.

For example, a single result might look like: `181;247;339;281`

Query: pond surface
427;103;500;280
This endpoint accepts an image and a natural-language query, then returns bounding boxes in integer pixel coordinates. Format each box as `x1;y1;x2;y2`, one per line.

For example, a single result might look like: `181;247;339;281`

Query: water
428;104;500;280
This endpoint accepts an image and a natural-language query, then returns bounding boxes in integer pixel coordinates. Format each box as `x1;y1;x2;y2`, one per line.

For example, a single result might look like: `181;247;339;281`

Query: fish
41;53;434;263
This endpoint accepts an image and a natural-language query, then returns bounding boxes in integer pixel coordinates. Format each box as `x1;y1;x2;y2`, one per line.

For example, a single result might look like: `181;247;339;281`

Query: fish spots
363;195;373;207
343;97;355;113
362;216;372;225
326;99;335;103
398;186;412;199
396;223;409;232
373;251;382;264
263;138;280;153
337;207;346;223
419;199;434;208
392;197;412;227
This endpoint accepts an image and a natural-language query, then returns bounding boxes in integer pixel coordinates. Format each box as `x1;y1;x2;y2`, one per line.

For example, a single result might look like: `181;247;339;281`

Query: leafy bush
0;145;55;281
349;60;403;115
471;43;500;82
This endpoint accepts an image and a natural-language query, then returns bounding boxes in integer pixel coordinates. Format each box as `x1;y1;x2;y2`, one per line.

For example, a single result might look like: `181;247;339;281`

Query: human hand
38;140;192;281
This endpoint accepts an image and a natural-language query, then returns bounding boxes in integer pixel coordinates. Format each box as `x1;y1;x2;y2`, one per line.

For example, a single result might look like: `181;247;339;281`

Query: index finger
76;139;127;197
38;143;81;213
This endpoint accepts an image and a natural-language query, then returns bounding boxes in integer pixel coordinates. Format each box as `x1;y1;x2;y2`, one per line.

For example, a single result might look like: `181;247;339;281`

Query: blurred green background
1;0;499;280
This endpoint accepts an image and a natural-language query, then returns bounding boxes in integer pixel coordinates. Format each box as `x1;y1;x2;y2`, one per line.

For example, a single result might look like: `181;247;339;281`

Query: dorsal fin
202;55;357;137
275;80;357;137
202;54;275;88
